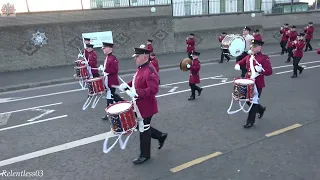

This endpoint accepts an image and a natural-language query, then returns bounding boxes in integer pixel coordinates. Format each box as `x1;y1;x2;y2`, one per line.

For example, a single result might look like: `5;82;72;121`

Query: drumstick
118;76;138;97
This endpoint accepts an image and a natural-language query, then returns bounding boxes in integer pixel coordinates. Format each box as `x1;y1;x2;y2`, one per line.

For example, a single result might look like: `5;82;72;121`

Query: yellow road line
170;151;223;173
265;123;302;137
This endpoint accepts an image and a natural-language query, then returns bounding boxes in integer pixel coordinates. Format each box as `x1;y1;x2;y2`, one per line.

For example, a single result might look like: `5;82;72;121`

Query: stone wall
0;5;320;72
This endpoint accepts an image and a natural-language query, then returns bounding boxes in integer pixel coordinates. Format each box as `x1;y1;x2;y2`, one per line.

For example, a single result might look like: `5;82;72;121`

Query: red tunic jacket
104;53;120;87
236;52;273;89
127;63;159;118
189;59;200;84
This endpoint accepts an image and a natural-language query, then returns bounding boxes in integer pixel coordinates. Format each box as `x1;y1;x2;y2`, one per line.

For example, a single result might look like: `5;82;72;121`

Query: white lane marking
0;115;67;133
168;86;179;93
0;65;319;167
0;98;20;103
276;65;320;74
0;102;62;115
1;59;320;104
27;109;56;122
0;114;11;126
0;131;107;167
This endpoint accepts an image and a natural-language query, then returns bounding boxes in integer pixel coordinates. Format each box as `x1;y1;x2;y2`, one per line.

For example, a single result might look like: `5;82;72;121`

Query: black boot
198;88;203;96
243;104;257;128
188;96;195;100
158;133;167;149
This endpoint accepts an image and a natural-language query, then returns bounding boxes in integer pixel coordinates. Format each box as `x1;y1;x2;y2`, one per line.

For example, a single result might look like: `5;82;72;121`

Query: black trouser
187;52;193;60
236;52;248;78
137;116;163;158
246;88;264;124
189;83;201;97
220;49;230;63
293;57;303;76
280;40;287;54
305;39;313;51
287;47;293;62
106;87;124;106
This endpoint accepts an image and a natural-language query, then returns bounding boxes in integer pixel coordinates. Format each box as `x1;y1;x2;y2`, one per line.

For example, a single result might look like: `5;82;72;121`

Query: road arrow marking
168;86;178;93
210;75;228;83
0;113;11;126
27;109;55;122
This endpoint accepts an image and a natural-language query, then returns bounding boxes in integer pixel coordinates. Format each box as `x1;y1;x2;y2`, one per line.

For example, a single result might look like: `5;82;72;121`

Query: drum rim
74;66;87;69
105;101;133;115
87;76;104;82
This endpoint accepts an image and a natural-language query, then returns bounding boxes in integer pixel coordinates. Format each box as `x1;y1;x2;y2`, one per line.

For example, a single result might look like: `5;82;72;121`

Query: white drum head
106;102;132;114
229;38;245;57
234;79;254;85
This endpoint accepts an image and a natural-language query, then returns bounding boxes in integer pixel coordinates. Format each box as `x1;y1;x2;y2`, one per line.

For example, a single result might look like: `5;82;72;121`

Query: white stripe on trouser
104;75;112;99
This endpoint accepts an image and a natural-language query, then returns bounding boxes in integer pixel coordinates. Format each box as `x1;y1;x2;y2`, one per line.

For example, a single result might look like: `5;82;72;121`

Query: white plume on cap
139;44;146;48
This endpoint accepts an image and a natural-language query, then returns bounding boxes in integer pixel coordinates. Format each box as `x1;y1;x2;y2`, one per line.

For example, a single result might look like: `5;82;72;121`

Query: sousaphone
180;58;192;71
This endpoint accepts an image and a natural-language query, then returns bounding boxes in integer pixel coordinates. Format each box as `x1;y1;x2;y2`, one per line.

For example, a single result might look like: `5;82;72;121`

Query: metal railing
2;0;318;15
172;0;317;16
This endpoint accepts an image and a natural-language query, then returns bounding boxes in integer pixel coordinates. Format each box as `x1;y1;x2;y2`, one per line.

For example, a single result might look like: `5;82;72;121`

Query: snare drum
233;78;255;100
221;34;245;57
105;101;137;134
75;59;85;67
74;66;89;79
86;76;105;95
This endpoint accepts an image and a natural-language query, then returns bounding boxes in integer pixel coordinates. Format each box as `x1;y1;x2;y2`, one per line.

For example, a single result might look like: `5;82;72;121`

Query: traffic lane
0;52;291;100
2;68;319;180
166;120;320;180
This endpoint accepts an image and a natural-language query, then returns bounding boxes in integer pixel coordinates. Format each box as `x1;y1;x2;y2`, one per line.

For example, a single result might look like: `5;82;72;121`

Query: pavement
0;50;319;180
2;41;320;93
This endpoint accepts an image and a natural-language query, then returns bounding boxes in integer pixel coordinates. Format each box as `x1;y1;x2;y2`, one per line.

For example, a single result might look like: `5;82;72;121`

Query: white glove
139;44;146;48
255;65;263;72
186;64;191;68
247;50;252;55
125;90;136;98
82;61;88;65
234;64;241;71
78;53;84;58
119;83;128;91
103;72;109;76
98;65;104;71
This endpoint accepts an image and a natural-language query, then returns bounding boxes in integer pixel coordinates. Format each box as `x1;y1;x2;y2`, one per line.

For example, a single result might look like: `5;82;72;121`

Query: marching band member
234;39;273;128
280;23;290;55
101;42;124;121
253;29;263;41
186;33;196;59
291;33;305;78
218;32;230;63
84;44;99;78
186;51;203;100
119;46;167;164
146;39;154;52
236;26;254;78
304;22;314;52
286;25;297;63
149;52;160;84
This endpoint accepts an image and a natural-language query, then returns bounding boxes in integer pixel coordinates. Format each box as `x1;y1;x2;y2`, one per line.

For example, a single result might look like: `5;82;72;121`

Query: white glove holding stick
186;64;191;68
254;65;263;72
119;83;128;92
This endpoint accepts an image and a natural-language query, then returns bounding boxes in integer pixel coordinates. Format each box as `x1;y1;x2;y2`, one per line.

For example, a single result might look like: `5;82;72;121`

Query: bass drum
221;34;245;57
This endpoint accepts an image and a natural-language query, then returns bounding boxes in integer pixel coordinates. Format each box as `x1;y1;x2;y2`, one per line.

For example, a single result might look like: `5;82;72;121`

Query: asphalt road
0;51;319;180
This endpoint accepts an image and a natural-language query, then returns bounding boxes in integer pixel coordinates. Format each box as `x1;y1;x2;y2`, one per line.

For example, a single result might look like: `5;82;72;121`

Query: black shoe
291;75;297;78
227;58;230;62
281;52;284;55
299;68;304;74
258;107;266;119
188;96;195;100
133;157;150;164
243;123;254;128
102;115;109;120
198;88;203;96
285;60;290;63
158;133;167;149
219;61;223;63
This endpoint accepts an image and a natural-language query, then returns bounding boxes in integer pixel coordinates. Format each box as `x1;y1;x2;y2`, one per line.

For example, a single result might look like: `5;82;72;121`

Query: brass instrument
179;58;192;71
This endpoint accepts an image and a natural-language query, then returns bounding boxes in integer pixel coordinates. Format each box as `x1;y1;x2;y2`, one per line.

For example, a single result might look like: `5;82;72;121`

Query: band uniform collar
138;61;149;69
